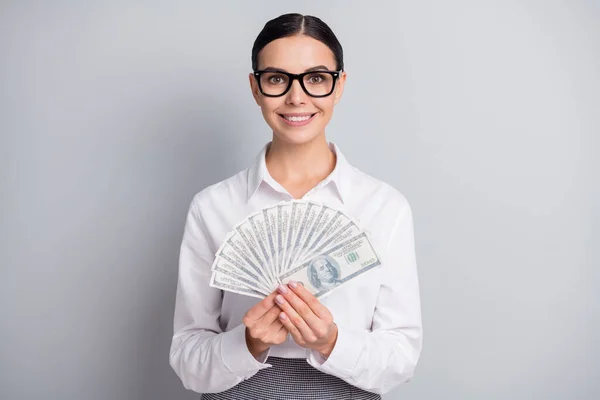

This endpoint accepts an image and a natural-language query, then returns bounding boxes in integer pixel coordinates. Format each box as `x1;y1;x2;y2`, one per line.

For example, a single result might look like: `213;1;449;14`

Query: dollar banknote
280;232;380;297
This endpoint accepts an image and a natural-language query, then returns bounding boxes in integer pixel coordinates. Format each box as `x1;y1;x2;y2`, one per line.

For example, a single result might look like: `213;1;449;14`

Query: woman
170;13;423;400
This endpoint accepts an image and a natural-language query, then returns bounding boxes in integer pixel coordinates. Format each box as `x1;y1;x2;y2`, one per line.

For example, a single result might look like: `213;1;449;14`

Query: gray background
1;1;598;399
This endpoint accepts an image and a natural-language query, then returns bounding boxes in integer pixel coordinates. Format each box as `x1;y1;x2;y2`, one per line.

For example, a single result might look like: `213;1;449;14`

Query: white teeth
284;115;312;122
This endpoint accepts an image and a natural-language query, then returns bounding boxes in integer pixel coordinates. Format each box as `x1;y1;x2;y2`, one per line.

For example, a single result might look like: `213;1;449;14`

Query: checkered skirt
201;357;381;400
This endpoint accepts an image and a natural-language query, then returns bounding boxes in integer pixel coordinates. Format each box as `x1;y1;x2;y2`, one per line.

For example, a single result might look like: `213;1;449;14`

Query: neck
265;134;336;188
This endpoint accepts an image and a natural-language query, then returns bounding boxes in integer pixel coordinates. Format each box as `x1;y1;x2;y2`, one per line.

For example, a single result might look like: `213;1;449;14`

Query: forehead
257;35;336;72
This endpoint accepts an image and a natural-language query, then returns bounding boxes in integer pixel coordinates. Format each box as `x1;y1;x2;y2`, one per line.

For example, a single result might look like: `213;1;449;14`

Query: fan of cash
209;200;381;298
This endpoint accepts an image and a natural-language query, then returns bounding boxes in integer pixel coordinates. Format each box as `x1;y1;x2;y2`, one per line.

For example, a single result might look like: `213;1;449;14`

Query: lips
278;113;317;127
279;113;317;121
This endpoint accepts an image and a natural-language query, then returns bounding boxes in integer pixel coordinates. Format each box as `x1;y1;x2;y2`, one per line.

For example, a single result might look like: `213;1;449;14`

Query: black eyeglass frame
253;69;342;98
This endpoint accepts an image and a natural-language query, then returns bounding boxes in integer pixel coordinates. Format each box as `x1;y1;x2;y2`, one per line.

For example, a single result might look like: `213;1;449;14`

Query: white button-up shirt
169;142;423;395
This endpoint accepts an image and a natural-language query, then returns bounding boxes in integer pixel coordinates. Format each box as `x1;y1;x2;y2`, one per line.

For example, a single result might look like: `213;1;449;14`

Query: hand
275;281;338;358
242;291;288;360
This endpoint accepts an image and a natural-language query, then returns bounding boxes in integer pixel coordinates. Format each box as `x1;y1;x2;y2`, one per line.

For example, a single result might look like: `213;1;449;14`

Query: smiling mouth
279;113;317;122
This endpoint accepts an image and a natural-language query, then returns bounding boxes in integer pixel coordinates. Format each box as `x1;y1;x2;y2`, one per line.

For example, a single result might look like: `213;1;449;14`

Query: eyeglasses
253;69;342;98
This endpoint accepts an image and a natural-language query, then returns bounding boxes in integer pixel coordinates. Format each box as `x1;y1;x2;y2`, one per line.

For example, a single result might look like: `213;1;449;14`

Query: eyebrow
261;65;333;73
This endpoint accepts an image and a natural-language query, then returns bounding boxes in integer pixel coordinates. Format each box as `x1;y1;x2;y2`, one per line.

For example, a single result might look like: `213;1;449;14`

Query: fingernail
289;281;298;289
278;284;288;294
279;312;287;320
275;295;285;305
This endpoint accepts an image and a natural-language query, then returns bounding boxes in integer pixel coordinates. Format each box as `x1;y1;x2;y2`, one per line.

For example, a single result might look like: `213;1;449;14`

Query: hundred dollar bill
285;201;305;261
320;211;353;239
211;257;270;296
280;232;381;298
311;220;362;257
293;215;362;267
277;202;292;277
282;201;306;272
210;269;265;299
294;205;339;262
300;209;346;258
234;219;278;288
263;205;279;283
248;210;275;281
287;202;321;266
214;232;273;292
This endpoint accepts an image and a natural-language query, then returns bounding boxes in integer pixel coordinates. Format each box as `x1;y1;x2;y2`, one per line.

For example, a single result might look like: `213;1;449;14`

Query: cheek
314;99;335;114
314;100;337;128
260;98;282;113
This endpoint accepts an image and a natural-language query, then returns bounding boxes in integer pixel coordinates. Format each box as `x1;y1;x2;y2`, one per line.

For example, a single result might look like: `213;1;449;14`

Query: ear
333;71;347;105
249;73;261;106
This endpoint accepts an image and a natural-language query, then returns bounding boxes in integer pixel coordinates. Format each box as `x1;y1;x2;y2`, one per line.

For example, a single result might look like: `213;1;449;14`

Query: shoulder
346;165;412;215
189;168;249;212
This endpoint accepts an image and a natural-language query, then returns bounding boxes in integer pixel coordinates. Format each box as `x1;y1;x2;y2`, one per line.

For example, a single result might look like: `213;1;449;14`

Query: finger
267;319;283;334
245;291;278;321
287;281;330;319
275;294;314;340
275;322;288;341
277;323;287;334
259;305;283;327
278;285;322;330
278;311;304;344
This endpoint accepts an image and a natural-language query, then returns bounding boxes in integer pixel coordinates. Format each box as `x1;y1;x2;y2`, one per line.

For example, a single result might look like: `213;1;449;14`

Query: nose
285;78;307;106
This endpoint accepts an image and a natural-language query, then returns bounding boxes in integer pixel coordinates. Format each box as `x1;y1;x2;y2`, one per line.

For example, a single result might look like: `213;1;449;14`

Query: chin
272;126;324;145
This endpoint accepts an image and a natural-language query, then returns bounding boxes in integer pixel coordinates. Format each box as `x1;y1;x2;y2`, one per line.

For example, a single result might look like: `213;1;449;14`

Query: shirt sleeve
169;195;272;394
306;199;423;394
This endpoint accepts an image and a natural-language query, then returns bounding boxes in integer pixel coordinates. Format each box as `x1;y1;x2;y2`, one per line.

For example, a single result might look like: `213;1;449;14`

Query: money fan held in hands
169;12;423;400
209;200;382;299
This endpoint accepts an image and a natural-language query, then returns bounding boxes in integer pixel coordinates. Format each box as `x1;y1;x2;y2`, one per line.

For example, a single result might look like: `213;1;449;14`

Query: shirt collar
247;141;351;204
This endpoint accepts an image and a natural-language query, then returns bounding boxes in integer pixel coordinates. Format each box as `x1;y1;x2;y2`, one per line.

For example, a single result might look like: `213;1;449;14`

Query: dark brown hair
251;13;344;71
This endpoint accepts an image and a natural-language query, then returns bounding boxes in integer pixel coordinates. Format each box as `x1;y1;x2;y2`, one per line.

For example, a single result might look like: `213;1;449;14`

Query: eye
267;74;286;84
307;74;326;84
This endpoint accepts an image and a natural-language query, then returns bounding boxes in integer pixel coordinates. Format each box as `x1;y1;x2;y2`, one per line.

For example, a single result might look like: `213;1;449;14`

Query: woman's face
249;35;346;145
